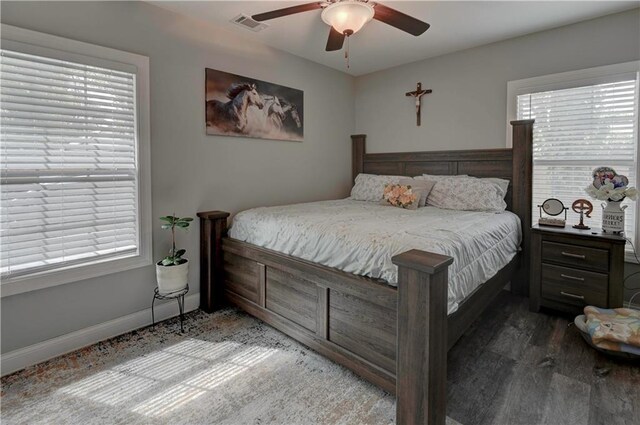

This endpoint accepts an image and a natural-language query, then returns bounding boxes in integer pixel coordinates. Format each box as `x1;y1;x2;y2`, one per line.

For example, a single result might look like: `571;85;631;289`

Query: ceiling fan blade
373;3;430;36
325;27;346;51
252;2;323;22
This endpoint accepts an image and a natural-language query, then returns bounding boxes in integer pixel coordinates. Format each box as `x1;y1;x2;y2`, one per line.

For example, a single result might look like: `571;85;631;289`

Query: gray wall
0;1;355;353
355;9;640;153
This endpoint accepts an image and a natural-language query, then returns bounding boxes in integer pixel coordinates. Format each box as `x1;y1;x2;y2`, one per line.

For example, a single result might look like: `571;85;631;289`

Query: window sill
0;253;153;298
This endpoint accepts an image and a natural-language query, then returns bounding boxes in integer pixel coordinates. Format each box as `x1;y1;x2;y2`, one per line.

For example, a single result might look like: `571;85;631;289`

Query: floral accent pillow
399;178;435;207
351;173;405;202
427;177;507;212
381;184;421;210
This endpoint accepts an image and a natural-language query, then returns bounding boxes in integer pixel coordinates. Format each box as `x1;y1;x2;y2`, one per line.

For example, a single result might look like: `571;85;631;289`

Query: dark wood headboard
351;119;534;294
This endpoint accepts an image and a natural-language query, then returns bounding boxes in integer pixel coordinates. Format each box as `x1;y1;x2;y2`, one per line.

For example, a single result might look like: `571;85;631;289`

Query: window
0;25;151;296
507;62;640;261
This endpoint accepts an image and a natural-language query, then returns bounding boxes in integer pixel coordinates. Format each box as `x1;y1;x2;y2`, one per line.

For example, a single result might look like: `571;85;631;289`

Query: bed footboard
197;211;453;425
393;250;452;425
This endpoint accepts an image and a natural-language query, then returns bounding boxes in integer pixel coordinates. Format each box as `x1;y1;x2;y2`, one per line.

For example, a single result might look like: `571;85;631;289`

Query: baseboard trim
1;293;199;377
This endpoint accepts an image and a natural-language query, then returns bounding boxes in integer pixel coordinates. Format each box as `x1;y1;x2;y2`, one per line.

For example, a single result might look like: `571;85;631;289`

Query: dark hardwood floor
1;289;637;425
447;291;639;425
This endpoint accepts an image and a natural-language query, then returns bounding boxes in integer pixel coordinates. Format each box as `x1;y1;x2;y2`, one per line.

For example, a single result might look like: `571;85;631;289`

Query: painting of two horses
205;68;303;142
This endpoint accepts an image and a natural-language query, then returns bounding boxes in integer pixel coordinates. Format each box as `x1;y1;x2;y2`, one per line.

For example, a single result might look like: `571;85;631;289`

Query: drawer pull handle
560;273;585;282
560;291;585;300
561;252;586;260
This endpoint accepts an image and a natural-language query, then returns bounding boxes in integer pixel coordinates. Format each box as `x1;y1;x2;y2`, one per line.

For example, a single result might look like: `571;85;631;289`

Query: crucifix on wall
405;82;432;126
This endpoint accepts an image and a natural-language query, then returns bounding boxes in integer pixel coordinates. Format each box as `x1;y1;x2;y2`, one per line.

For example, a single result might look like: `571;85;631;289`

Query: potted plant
156;215;193;293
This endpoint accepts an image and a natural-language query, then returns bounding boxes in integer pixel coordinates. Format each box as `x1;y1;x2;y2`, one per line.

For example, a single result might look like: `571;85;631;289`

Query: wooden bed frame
198;120;534;425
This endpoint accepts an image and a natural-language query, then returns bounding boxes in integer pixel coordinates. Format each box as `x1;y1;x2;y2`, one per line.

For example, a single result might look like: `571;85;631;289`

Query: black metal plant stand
152;284;189;332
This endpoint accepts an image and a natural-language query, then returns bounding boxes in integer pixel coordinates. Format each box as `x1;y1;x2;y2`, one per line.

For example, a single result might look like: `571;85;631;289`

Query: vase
601;200;627;234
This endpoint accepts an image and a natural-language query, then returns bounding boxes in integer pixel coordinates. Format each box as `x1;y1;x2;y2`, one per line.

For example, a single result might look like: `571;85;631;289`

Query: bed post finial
510;119;534;296
197;210;230;313
393;249;453;425
351;134;366;184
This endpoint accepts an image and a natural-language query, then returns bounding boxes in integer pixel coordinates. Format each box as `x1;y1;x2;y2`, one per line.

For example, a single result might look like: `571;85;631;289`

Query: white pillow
427;177;507;212
351;173;404;202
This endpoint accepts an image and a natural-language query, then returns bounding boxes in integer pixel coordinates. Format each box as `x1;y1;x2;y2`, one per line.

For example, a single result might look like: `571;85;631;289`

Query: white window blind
0;49;140;279
517;79;639;249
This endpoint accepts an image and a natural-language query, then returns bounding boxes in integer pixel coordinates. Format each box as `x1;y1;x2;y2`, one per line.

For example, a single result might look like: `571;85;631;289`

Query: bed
229;199;522;315
198;120;534;425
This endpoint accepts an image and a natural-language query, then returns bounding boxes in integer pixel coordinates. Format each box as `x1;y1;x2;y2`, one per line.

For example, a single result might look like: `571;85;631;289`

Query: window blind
517;79;639;248
0;49;139;279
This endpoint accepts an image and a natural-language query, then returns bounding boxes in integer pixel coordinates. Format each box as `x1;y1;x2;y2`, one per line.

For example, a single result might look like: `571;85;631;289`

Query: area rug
1;308;459;425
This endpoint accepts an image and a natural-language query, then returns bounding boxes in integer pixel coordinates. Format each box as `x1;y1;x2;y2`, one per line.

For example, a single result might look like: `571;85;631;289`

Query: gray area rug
0;308;460;425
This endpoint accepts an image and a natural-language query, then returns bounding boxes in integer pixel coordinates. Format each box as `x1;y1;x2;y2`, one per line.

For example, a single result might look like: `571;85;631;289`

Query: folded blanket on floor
584;306;640;355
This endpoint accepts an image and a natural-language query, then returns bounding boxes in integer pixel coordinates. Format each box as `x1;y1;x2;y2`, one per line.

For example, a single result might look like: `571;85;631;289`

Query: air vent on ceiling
231;14;269;32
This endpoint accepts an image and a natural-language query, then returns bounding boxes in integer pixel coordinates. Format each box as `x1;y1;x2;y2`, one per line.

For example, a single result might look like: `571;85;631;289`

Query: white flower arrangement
585;182;638;202
585;167;638;202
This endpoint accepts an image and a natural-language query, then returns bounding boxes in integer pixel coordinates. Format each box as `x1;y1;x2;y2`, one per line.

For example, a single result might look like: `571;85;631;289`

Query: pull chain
345;35;350;69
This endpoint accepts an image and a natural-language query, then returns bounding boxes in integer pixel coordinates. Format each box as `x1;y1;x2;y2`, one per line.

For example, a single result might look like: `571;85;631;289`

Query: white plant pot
156;260;189;293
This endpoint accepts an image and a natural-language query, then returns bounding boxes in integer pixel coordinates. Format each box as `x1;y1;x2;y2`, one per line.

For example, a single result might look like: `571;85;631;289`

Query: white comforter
229;199;521;314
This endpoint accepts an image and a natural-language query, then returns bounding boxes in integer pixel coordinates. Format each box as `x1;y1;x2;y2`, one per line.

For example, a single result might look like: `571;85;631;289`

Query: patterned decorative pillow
427;177;507;212
483;177;510;198
418;174;468;180
381;184;421;210
419;175;510;199
351;173;404;202
399;178;435;207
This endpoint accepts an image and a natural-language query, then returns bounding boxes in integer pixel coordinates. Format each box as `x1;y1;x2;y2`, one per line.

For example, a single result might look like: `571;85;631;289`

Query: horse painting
263;95;287;129
280;100;302;129
255;97;301;131
206;83;264;133
206;68;303;141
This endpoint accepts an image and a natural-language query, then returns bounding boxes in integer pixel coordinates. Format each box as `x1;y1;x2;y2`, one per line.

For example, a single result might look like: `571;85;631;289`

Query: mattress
229;199;521;314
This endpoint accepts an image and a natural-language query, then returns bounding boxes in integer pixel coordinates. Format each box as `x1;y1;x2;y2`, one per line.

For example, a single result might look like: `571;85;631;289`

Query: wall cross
405;82;432;126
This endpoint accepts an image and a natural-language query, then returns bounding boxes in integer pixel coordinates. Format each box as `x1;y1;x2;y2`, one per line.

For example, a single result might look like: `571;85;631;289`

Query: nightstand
530;225;626;314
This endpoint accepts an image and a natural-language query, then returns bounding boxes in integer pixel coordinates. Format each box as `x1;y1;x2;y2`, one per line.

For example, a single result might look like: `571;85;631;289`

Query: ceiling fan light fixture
321;1;374;35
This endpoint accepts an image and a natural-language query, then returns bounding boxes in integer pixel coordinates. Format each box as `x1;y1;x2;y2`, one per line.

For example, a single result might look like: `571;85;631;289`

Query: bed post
197;210;230;313
392;250;453;425
351;134;366;183
510;119;534;296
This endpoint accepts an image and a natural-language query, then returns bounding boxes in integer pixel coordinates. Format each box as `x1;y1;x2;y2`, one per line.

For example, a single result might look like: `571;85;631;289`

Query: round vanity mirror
542;198;565;216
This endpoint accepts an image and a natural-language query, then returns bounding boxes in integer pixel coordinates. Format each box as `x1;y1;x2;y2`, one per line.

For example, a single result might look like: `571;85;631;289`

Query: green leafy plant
159;215;193;266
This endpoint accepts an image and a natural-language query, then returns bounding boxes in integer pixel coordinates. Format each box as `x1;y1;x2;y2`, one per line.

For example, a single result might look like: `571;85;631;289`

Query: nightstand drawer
541;263;607;307
542;241;608;272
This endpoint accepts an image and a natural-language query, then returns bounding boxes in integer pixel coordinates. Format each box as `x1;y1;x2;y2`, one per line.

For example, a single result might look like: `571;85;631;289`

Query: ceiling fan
252;0;430;52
